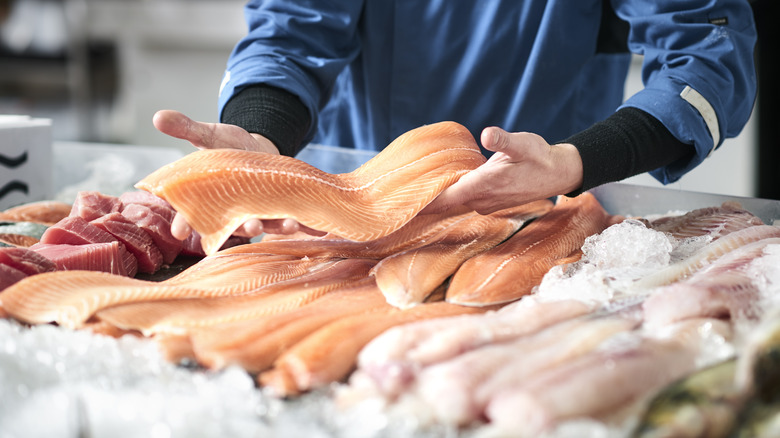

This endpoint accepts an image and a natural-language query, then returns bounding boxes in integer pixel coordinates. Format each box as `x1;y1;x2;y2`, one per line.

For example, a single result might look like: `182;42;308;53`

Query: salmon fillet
372;200;553;308
136;121;486;255
445;192;612;306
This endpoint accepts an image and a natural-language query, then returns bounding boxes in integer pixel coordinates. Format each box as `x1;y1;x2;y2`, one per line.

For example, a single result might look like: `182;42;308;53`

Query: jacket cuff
221;84;312;157
561;107;693;196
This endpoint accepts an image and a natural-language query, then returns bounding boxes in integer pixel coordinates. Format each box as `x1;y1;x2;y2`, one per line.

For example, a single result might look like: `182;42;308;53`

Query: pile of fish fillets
2;121;780;436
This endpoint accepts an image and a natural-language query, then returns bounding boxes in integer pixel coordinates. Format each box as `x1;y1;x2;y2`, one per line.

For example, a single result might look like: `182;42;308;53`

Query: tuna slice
70;191;123;221
0;263;27;291
91;212;164;274
119;190;177;223
135;121;487;255
0;247;57;276
121;203;182;264
39;216;138;277
30;242;129;275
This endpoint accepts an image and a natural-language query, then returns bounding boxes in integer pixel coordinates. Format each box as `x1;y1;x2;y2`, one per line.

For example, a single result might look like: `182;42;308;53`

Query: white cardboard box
0;115;53;210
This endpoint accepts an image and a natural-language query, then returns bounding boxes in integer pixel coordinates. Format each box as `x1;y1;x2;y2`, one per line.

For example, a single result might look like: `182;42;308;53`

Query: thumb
480;126;513;154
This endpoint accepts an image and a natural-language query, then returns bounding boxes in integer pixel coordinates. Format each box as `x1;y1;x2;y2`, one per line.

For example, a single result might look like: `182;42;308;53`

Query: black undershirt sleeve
561;107;695;196
221;84;312;157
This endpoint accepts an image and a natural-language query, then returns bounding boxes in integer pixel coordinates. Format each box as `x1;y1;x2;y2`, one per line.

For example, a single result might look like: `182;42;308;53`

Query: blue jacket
218;0;756;184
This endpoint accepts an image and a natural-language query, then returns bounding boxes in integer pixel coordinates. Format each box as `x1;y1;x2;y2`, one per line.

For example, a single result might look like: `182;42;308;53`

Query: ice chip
582;219;674;270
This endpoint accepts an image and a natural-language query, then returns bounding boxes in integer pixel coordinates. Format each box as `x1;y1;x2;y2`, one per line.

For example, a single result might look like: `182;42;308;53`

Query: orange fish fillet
258;300;497;397
0;200;72;225
215;205;476;260
0;233;40;248
445;192;611;306
189;278;392;372
96;258;377;335
372;200;554;308
136;122;486;255
0;256;325;328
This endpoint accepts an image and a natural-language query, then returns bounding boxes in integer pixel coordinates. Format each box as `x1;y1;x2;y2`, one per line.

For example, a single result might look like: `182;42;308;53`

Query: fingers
171;213;193;241
153;109;218;150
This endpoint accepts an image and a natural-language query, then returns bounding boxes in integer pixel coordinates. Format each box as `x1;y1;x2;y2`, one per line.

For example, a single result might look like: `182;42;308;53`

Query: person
153;0;757;240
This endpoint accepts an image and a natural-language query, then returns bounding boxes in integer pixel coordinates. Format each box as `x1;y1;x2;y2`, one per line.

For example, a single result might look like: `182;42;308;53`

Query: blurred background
0;0;776;199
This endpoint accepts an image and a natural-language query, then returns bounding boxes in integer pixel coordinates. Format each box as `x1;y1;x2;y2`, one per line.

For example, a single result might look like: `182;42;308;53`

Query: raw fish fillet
650;202;764;240
136;122;486;254
446;192;611;306
355;298;592;397
96;258;377;335
0;263;27;291
373;200;553;308
483;318;732;436
0;233;39;248
70;191;123;221
0;256;324;328
91;212;164;274
642;238;780;327
120;203;182;264
0;200;72;225
39;216;138;277
259;300;497;397
216;206;475;260
0;246;57;275
189;277;390;372
119;190;177;223
633;225;780;290
414;315;640;426
31;242;128;275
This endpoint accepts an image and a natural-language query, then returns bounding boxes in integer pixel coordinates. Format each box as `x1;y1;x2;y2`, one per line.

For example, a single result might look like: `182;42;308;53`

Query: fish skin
736;308;780;405
632;358;743;438
0;256;324;328
445;192;611;306
136;121;486;255
96;258;377;335
727;400;780;438
633;225;780;291
372;200;554;309
649;202;765;240
259;299;497;397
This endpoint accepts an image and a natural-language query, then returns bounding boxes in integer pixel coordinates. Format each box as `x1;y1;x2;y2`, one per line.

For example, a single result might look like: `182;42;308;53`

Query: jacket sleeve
614;0;757;184
217;0;364;144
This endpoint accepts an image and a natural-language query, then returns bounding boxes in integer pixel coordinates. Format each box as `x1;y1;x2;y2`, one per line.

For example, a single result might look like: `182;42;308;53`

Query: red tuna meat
31;242;130;276
120;190;176;223
0;247;57;275
92;212;164;274
0;263;27;291
121;203;182;264
39;216;138;277
70;191;123;221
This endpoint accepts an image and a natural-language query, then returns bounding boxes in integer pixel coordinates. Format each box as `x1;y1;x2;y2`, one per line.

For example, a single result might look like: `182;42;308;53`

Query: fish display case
2;141;780;437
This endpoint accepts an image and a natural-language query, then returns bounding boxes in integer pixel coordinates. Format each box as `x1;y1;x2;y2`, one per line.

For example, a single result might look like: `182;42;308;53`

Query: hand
153;110;326;240
421;127;584;215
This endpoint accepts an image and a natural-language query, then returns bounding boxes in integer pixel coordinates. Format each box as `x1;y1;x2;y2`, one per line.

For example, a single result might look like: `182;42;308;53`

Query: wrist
551;142;584;195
